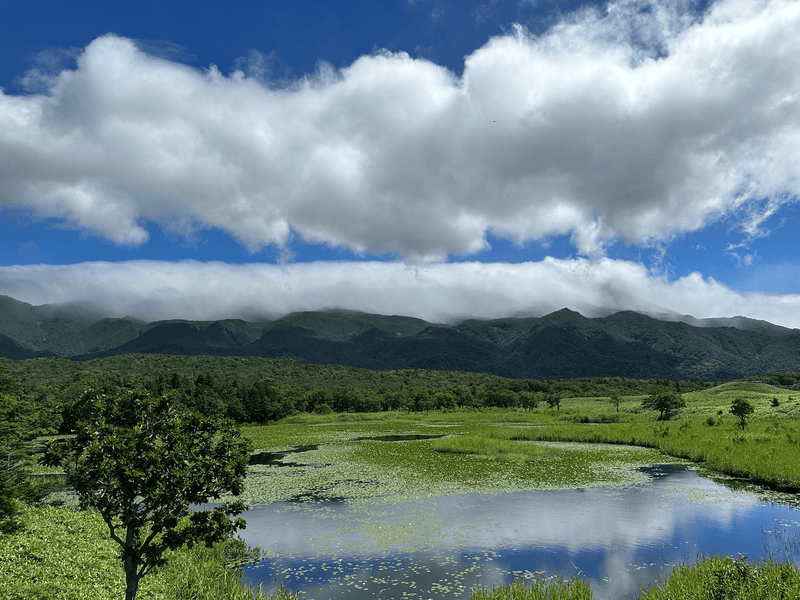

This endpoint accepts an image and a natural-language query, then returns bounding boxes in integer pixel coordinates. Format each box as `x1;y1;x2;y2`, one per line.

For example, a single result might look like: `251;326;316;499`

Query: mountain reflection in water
239;464;800;600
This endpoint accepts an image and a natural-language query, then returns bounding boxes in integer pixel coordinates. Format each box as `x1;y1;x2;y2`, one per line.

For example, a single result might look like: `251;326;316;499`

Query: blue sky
1;0;800;325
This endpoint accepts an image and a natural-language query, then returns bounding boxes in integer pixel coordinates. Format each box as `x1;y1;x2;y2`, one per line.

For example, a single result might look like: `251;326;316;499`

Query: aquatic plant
470;576;593;600
430;435;557;461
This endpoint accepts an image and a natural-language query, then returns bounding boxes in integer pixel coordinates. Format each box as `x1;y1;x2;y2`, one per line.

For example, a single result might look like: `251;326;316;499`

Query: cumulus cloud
1;0;799;262
2;259;799;328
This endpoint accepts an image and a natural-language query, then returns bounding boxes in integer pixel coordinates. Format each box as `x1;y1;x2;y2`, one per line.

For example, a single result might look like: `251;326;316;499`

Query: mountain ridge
0;293;797;381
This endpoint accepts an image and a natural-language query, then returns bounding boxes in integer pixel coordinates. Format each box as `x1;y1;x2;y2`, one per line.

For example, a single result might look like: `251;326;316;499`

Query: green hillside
2;293;800;380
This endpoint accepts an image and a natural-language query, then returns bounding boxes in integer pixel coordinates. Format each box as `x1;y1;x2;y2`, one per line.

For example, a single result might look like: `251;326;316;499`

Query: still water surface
239;464;800;600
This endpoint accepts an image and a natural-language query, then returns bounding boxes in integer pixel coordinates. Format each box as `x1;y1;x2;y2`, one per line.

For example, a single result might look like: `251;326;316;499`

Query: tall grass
161;540;296;600
505;419;800;491
470;576;593;600
469;558;800;600
431;435;557;461
0;503;297;600
637;556;800;600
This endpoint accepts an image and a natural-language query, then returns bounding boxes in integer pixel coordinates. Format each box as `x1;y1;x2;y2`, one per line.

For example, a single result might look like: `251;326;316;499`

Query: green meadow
0;503;296;600
5;379;800;599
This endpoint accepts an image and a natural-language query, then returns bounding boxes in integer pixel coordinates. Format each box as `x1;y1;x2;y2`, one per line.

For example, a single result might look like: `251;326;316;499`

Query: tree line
53;371;716;428
1;354;720;430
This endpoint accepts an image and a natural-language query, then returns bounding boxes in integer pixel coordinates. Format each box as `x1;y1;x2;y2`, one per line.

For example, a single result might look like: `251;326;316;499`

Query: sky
1;0;800;326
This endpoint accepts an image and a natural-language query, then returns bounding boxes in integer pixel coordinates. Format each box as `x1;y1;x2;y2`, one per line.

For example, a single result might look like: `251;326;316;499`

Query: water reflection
239;465;800;600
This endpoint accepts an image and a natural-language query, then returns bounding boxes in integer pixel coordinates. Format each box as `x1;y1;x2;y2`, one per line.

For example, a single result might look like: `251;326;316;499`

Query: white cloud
1;0;799;262
2;258;800;328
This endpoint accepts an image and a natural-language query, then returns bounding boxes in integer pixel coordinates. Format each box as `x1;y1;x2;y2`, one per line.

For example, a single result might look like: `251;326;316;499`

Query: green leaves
1;368;62;532
730;398;755;430
46;387;252;600
642;388;686;421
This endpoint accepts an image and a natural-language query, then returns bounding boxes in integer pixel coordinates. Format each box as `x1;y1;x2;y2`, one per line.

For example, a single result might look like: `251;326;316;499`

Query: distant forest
5;354;800;433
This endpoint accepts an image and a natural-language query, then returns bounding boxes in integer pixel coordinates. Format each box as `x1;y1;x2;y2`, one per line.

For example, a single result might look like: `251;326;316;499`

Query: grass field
0;503;295;600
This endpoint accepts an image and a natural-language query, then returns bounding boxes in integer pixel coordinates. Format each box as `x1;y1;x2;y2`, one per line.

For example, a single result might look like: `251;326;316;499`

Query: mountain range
1;293;798;381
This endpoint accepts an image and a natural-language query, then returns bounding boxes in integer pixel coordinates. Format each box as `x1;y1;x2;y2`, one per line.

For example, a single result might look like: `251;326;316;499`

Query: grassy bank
499;382;800;493
470;557;800;600
0;502;295;600
470;576;594;600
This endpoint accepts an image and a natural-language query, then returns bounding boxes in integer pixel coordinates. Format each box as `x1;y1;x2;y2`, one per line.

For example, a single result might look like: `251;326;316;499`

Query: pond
238;463;800;600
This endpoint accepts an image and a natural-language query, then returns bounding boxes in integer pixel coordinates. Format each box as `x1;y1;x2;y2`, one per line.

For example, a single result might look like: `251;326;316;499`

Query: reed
469;557;800;600
431;434;557;461
469;576;594;600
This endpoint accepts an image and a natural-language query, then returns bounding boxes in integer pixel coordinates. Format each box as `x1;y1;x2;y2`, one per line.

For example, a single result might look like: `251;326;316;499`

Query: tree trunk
124;527;141;600
124;558;140;600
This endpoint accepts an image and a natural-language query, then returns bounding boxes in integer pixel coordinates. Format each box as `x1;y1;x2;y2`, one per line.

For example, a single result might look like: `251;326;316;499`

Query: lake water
238;464;800;600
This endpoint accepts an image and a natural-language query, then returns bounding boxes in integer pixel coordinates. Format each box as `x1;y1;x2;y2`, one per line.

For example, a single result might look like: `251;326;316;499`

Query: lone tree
642;388;686;421
730;398;755;430
43;388;251;600
545;393;561;411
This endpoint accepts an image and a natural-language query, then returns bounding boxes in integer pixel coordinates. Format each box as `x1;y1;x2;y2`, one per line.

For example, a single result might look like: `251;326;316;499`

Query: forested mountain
1;293;798;380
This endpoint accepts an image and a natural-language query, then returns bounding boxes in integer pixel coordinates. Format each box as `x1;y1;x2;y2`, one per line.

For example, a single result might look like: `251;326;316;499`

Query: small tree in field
545;393;561;411
642;388;686;421
43;388;251;600
730;398;755;430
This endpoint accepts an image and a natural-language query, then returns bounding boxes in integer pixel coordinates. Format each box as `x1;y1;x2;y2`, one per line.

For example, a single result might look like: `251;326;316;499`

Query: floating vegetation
430;435;557;461
230;412;800;600
239;468;800;600
356;434;445;442
234;420;672;507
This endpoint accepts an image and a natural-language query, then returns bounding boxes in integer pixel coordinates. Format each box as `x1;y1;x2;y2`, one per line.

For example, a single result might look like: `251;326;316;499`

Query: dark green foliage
5;294;800;381
642;388;686;421
0;367;60;532
737;371;800;387
42;387;251;600
731;398;755;430
1;354;717;426
609;391;622;412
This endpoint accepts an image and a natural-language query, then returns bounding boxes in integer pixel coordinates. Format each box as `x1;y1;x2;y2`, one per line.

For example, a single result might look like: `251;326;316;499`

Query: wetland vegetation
470;557;800;600
233;406;800;599
4;357;800;598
